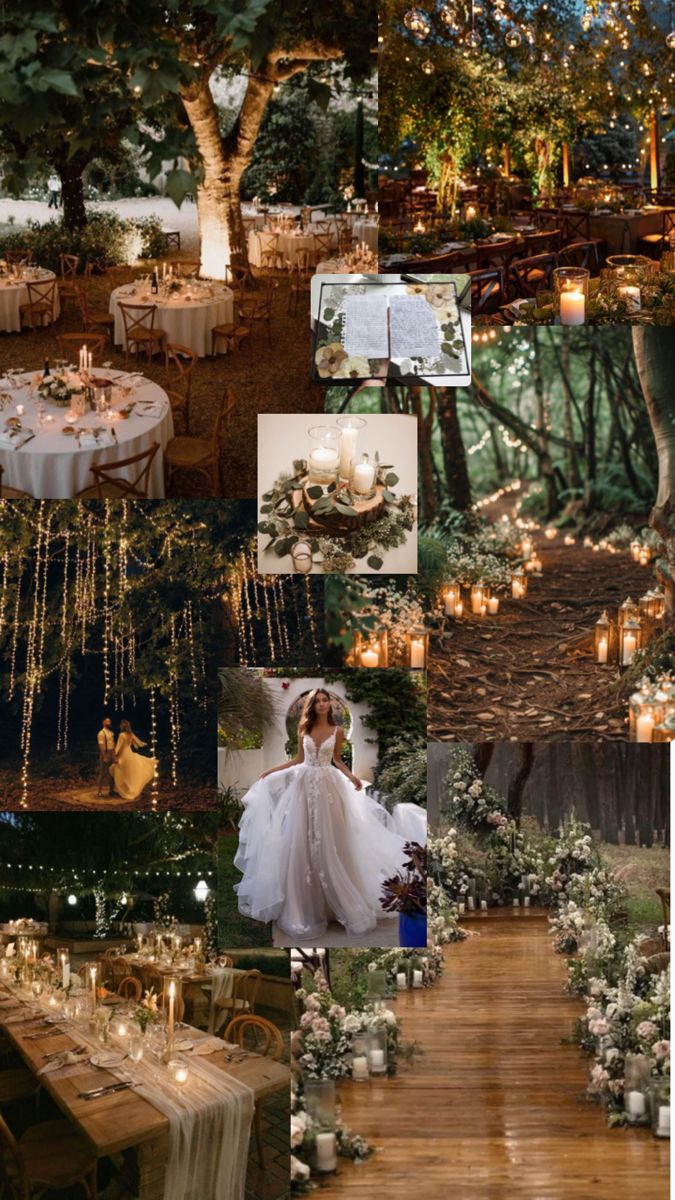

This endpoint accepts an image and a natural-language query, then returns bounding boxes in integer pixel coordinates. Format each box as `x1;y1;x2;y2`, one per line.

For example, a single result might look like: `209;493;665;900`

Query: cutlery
78;1081;133;1100
26;1028;65;1039
43;1044;85;1060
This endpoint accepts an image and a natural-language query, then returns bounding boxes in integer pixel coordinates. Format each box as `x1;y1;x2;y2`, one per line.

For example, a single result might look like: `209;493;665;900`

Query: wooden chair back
312;232;334;261
24;279;58;321
225;264;252;296
109;955;133;988
233;967;262;1011
509;253;558;299
119;302;159;343
478;237;521;273
60;253;79;279
223;1014;284;1058
165;343;198;400
524;229;561;256
562;211;591;244
168;261;200;277
88;443;160;500
56;331;107;363
558;241;600;272
0;1111;26;1190
139;965;164;995
118;975;143;1002
5;249;32;265
469;267;507;314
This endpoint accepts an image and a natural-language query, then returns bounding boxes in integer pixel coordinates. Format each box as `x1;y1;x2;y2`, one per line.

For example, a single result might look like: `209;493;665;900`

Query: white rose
291;1155;310;1181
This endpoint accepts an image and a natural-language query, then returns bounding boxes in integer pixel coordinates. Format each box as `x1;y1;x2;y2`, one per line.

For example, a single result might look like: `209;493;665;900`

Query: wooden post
562;143;570;188
649;110;659;192
503;144;510;176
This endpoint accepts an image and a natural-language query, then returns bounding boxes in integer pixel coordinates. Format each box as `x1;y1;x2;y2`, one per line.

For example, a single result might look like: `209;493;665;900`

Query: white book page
389;294;442;359
341;295;390;358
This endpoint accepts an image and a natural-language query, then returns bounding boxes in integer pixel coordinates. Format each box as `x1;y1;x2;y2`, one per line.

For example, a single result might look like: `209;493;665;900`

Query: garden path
429;499;652;741
329;909;668;1200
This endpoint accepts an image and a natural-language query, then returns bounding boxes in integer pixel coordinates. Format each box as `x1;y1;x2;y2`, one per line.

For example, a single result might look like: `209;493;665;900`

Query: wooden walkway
328;909;669;1200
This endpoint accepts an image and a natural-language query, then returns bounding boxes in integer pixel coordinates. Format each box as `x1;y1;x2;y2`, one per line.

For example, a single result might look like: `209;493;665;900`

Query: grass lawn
601;842;669;932
217;831;273;949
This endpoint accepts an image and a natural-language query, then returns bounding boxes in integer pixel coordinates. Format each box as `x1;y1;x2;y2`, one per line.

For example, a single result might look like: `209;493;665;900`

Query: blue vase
399;910;427;948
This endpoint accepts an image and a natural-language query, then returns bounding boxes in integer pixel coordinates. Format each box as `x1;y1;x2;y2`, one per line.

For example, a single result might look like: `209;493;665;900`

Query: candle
480;900;488;911
444;587;457;615
560;290;585;325
520;537;532;560
170;1060;189;1085
194;937;202;955
396;972;407;990
657;1105;670;1136
625;1090;647;1117
467;896;475;911
454;600;463;618
488;596;499;614
352;1055;369;1080
622;634;637;666
410;638;426;669
115;1019;128;1038
480;603;487;617
352;458;375;494
597;637;608;665
630;541;641;561
513;899;520;908
168;979;176;1043
458;901;465;914
636;713;654;743
361;646;379;668
512;580;523;599
524;896;530;907
308;445;339;484
90;965;97;1012
471;586;484;614
369;1048;385;1068
315;1131;337;1172
60;952;69;989
338;423;359;479
618;285;641;313
412;970;424;988
16;404;24;416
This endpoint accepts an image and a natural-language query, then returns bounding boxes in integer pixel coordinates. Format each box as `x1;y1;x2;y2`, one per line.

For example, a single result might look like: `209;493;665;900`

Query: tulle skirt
234;765;422;939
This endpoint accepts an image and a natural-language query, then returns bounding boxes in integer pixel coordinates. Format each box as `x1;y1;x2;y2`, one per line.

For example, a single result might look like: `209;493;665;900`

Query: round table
352;219;379;252
110;283;234;358
0;368;173;497
0;269;60;333
248;228;322;268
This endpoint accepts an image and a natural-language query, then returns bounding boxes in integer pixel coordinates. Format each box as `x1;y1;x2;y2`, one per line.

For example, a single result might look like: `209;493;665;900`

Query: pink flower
636;1020;659;1041
652;1040;670;1061
589;1064;609;1093
589;1017;610;1036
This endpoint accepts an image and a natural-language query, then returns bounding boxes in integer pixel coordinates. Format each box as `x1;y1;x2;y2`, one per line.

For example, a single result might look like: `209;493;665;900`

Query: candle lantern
618;596;639;630
168;1057;190;1086
366;968;387;1001
336;415;366;482
353;627;388;669
304;1079;338;1173
619;616;641;668
408;625;428;670
606;254;652;287
351;1033;370;1080
520;537;533;561
410;956;424;989
639;544;651;565
594;611;611;665
652;590;665;622
366;1027;388;1075
511;567;528;599
471;582;490;614
630;686;667;744
554;267;590;325
58;947;70;990
443;583;459;615
649;1077;670;1139
307;425;341;485
630;540;641;562
654;713;675;743
623;1054;651;1127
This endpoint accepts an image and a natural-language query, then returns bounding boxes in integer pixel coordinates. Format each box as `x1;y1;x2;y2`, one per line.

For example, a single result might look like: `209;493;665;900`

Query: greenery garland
258;458;415;572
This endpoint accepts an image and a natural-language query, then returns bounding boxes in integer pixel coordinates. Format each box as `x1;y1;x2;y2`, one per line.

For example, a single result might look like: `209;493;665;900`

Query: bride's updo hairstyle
298;688;336;737
120;719;132;733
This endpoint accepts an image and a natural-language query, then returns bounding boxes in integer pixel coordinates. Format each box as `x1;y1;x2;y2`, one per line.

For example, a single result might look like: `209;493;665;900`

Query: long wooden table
1;988;289;1200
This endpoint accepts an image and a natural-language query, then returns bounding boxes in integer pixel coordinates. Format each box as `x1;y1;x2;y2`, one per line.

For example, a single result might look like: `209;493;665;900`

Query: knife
78;1081;132;1100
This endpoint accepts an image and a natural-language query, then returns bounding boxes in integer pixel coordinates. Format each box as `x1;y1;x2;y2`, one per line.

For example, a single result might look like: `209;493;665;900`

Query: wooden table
1;993;289;1200
123;958;247;1031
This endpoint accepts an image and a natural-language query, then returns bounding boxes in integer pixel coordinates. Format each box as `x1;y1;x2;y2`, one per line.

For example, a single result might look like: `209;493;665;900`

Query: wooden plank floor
327;909;669;1200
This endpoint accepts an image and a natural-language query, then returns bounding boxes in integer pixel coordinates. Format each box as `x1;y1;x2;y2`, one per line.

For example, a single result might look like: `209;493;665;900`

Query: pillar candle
410;638;426;669
523;896;530;908
361;646;379;668
467;896;475;911
412;970;423;988
636;713;654;743
597;637;608;665
315;1131;337;1172
512;580;523;599
513;898;520;908
480;900;488;911
622;634;637;666
168;980;176;1042
369;1048;385;1067
60;953;69;989
458;901;465;914
396;972;407;990
657;1105;670;1136
339;425;359;479
444;588;457;615
560;290;585;325
454;600;463;618
625;1091;647;1117
352;459;375;494
352;1055;369;1080
488;596;499;614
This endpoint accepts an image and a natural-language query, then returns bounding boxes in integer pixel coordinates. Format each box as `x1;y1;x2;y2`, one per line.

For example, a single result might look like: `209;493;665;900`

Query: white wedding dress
111;733;157;801
234;730;414;939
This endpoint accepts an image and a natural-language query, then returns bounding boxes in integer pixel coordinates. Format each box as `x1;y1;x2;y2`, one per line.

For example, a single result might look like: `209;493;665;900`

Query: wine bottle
43;359;50;378
151;269;159;295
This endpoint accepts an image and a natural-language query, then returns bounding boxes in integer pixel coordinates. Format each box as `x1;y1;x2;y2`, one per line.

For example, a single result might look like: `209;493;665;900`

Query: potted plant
381;842;427;948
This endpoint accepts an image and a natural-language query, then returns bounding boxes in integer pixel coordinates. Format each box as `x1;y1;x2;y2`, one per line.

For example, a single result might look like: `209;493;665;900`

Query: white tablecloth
0;368;173;497
248;229;322;268
353;219;379;252
0;270;60;333
110;285;234;358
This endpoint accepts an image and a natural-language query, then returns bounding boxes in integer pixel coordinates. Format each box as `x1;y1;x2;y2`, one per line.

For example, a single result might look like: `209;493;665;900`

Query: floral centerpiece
291;1080;373;1193
134;988;159;1033
37;370;85;408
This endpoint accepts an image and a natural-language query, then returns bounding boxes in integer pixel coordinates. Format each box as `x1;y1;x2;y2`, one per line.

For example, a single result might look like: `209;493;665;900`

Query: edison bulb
505;28;522;48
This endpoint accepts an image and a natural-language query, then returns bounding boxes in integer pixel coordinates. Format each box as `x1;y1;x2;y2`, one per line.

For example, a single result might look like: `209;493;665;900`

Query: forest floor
0;768;216;810
429;498;652;742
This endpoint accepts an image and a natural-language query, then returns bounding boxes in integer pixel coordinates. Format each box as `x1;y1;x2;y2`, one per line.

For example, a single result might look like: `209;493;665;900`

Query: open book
312;279;469;385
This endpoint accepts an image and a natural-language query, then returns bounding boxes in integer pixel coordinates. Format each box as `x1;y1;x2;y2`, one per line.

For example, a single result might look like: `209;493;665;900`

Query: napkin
0;427;33;448
78;429;114;448
135;401;165;418
193;1037;231;1056
38;1051;89;1077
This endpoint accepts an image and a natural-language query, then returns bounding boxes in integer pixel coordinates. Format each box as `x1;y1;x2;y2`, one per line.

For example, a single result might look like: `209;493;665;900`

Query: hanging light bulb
421;58;435;73
194;879;209;903
580;11;593;32
439;3;458;29
505;28;522;48
67;894;77;906
404;8;431;39
667;31;675;49
466;28;482;48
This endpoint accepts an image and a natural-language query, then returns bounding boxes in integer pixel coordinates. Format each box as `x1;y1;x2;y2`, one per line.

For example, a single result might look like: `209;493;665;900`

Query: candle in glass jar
396;972;407;990
625;1090;647;1117
458;901;465;914
352;457;375;495
636;713;654;743
369;1048;385;1068
488;596;499;614
60;952;69;989
410;638;426;669
657;1105;670;1136
310;446;338;471
597;637;608;664
412;970;423;988
622;633;637;665
361;645;379;668
520;537;532;560
618;285;641;312
444;587;457;615
171;1060;189;1085
454;600;463;618
480;603;487;617
513;898;520;908
523;896;530;907
352;1055;369;1080
338;423;359;479
512;579;523;599
315;1131;337;1172
480;900;488;911
467;896;475;911
560;290;585;325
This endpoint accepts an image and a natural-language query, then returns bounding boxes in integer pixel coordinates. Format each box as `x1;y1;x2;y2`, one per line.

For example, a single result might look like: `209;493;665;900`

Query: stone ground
0;199;320;498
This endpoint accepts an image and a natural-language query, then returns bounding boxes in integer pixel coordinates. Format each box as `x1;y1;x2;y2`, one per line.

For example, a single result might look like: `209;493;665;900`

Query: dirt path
429;515;652;742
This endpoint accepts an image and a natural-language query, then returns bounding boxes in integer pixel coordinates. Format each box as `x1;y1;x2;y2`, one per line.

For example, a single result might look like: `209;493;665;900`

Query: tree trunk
354;99;365;197
506;743;535;824
58;162;87;232
438;388;472;510
412;386;437;525
561;337;581;489
532;331;557;517
632;328;675;617
583;351;597;510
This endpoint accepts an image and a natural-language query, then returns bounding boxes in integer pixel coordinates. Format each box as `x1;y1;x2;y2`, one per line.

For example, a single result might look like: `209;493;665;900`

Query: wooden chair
19;279;58;328
5;249;32;266
0;465;33;499
638;210;675;258
163;389;236;497
118;303;167;366
225;263;252;299
0;1112;98;1198
76;443;160;500
138;965;164;995
523;229;561;257
557;241;600;273
259;234;282;274
107;955;133;991
157;988;186;1023
74;282;116;339
212;968;261;1031
469;267;507;315
222;1015;285;1164
163;230;181;251
167;260;200;278
477;238;521;274
286;253;312;315
56;332;107;364
0;1066;40;1109
165;342;198;432
117;975;142;1002
309;231;334;268
57;253;80;310
509;253;558;299
240;276;279;345
210;312;252;358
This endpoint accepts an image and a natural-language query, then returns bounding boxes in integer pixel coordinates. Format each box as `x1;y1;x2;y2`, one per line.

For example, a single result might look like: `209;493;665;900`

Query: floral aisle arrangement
291;1080;373;1192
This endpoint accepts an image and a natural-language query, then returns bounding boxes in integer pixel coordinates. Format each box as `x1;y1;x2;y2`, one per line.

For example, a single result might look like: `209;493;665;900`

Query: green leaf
260;504;272;514
306;485;324;500
307;77;332;112
32;68;79;97
367;555;384;571
164;168;197;210
293;511;310;529
384;473;399;487
383;490;397;503
322;307;335;321
335;503;358;517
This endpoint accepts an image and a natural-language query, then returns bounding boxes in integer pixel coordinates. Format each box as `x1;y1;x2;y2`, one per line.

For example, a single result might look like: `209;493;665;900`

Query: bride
111;719;157;802
234;688;414;939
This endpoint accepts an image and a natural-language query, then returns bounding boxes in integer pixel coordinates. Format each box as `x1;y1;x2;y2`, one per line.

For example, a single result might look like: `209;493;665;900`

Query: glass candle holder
57;947;70;989
367;1027;388;1075
553;267;589;326
336;414;366;481
594;611;610;665
410;958;424;988
618;596;639;629
511;567;528;599
623;1054;651;1126
351;452;376;497
408;626;428;670
168;1057;190;1086
366;968;387;1001
353;628;388;669
307;426;340;485
351;1033;370;1080
620;616;641;668
653;713;675;743
630;540;641;562
650;1078;670;1139
304;1078;336;1126
443;583;459;616
395;961;410;991
471;582;489;614
606;254;652;286
291;542;313;574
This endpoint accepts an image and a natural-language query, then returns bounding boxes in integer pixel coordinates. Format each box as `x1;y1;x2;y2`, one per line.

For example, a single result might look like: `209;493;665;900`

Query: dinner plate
174;1037;194;1051
90;1050;126;1068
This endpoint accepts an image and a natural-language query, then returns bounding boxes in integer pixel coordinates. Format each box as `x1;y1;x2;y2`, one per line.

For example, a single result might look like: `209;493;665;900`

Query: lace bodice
302;730;337;768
